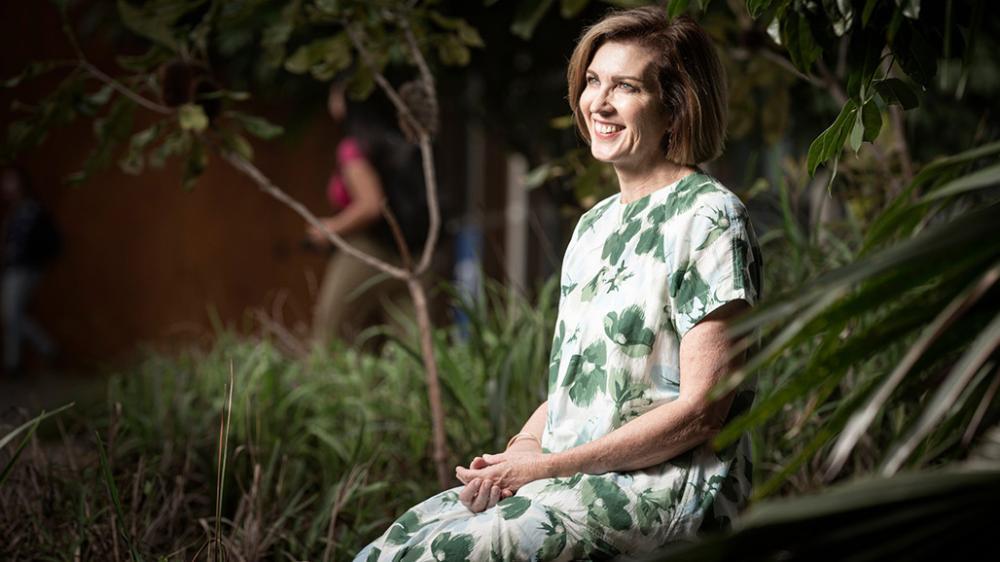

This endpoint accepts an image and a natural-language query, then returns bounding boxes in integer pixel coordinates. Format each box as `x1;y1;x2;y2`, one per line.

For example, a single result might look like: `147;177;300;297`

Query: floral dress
355;173;762;561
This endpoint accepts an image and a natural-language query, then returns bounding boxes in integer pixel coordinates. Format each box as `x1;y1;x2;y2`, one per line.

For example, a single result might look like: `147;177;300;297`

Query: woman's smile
594;120;625;137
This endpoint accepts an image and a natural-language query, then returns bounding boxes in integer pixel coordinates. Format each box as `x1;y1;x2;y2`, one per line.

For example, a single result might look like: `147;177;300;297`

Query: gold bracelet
505;431;540;451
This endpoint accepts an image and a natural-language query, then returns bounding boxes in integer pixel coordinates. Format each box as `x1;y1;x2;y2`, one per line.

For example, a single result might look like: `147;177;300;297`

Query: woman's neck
614;159;695;204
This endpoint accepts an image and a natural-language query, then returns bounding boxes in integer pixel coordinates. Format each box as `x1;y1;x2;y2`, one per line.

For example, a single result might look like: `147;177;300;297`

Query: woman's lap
355;474;679;562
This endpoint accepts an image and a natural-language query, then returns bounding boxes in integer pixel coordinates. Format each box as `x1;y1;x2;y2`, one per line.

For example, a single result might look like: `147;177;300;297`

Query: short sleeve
667;202;761;338
336;137;364;165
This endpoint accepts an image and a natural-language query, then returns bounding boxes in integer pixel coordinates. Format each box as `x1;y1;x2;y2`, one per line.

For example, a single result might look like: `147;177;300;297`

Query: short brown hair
567;7;728;165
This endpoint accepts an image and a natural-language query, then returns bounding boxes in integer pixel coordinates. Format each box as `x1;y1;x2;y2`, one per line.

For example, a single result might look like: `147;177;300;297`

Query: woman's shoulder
672;172;749;219
336;137;365;164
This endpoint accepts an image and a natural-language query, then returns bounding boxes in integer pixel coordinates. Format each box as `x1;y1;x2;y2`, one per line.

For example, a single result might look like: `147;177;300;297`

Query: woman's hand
456;456;512;513
455;451;551;495
306;219;334;247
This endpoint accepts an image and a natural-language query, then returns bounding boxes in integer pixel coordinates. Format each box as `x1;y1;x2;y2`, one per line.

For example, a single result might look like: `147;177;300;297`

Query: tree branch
217;146;409;279
343;24;425;138
80;61;173;115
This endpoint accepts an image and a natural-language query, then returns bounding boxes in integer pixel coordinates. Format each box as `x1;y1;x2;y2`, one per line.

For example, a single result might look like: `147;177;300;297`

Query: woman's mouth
594;121;624;138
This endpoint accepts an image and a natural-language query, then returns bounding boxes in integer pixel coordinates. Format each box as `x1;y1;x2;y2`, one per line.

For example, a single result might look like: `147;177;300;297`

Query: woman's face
579;41;670;169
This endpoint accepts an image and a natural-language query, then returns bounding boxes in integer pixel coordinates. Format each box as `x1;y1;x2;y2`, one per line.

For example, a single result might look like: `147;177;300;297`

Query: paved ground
0;369;106;419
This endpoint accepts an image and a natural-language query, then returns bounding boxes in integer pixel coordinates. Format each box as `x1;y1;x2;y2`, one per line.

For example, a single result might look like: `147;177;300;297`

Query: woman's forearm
544;395;729;476
507;401;547;453
322;199;382;238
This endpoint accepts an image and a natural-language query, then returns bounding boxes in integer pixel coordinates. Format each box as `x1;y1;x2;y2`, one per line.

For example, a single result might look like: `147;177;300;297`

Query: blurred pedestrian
1;166;60;375
307;81;427;346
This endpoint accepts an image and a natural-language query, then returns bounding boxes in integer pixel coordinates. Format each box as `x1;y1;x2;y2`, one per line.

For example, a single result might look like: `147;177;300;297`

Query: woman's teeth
596;123;623;134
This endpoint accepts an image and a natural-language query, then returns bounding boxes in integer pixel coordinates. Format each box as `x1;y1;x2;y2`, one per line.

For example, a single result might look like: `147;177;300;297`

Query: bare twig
382;203;414;270
218;147;407;278
80;60;172;114
414;135;441;275
59;3;172;116
345;19;451;489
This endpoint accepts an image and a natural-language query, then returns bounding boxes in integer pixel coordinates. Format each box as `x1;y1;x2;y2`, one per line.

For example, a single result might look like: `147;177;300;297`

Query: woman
309;82;426;345
356;7;761;560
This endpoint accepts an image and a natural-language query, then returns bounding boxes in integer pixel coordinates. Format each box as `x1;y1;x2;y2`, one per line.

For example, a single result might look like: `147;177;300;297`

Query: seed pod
397;80;438;143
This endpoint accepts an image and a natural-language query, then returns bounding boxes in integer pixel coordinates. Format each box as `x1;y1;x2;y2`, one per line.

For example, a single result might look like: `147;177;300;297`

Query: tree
3;0;497;489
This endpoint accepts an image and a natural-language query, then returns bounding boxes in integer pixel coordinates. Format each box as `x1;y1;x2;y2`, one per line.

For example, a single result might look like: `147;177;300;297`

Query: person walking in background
307;81;428;346
1;167;60;376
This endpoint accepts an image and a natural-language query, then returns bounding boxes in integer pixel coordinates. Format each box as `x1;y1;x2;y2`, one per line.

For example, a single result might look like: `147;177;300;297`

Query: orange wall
2;4;340;366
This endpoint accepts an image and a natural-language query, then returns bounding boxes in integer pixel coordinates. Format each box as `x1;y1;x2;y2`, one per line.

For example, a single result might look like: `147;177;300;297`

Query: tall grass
0;279;557;560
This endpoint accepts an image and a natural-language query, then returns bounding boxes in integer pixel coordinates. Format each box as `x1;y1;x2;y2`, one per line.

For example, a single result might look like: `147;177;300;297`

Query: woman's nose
589;87;613;115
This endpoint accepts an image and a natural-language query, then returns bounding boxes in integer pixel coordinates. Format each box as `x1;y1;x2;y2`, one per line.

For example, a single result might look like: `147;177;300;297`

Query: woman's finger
470;478;492;512
487;485;501;509
482;453;505;464
458;479;479;509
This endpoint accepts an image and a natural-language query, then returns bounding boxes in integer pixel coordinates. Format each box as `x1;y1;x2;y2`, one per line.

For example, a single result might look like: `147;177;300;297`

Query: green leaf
430;13;485;47
119;123;160;175
224;131;253;161
826;267;999;478
781;9;821;73
68;97;135;184
85;84;114;107
873;78;919;110
117;0;206;52
4;60;68;88
436;34;471;66
667;469;1000;561
667;0;690;17
284;34;351;79
861;100;882;143
893;20;937;87
862;0;879;26
849;105;864;152
96;432;142;562
883;309;1000;474
806;99;858;175
149;129;190;168
747;0;783;19
0;404;74;489
261;0;300;68
183;138;207;189
116;44;172;72
178;103;208;132
229;111;283;139
921;162;1000;202
511;0;555;40
560;0;589;18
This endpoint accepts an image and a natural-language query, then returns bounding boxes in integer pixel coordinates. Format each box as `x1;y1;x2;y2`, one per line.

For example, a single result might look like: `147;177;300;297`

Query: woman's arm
308;158;385;242
506;401;548;453
456;300;747;490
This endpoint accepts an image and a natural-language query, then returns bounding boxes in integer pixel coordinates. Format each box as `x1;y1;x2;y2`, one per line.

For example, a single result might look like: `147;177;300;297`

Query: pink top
326;137;364;210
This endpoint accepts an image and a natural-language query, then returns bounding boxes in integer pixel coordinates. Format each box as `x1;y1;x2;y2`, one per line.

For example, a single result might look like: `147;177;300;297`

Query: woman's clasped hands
454;449;551;513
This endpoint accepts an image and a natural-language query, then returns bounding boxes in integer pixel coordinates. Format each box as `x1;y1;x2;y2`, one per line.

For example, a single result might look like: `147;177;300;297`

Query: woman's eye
618;82;638;92
586;76;599;87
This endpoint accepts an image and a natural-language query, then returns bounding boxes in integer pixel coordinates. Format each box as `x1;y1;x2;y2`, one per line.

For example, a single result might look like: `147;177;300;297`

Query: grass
0;279;557;560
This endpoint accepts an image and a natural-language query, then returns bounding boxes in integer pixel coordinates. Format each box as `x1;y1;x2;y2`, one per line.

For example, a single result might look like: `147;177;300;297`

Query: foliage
0;279;557;559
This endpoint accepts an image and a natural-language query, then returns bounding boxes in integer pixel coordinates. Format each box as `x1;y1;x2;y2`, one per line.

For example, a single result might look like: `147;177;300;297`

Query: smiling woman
355;7;762;561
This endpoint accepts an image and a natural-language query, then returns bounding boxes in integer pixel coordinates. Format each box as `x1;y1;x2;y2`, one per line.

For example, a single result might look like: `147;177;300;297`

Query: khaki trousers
312;232;414;346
